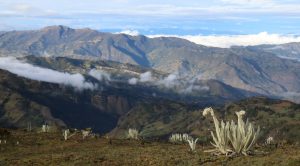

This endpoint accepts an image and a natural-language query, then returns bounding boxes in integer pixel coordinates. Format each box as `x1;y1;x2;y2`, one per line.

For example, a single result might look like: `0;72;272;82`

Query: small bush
0;128;10;139
169;133;191;144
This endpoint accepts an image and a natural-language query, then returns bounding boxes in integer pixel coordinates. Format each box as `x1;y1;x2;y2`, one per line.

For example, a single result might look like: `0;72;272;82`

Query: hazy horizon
2;0;300;47
1;0;300;34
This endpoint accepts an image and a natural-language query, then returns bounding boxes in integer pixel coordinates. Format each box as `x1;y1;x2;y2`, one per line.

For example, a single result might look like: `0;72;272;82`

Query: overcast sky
1;0;300;35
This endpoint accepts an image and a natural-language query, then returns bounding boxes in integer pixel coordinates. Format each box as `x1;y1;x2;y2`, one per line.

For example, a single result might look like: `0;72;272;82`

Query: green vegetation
111;98;300;145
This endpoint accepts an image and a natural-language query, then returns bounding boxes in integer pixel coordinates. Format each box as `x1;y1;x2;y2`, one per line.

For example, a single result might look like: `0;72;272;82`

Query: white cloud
158;73;177;88
180;85;210;94
12;4;33;13
148;32;300;48
158;73;210;94
2;1;300;32
139;71;152;82
89;69;111;82
3;3;58;17
127;71;153;84
221;0;273;5
117;29;139;36
0;57;96;90
128;77;138;85
127;71;210;94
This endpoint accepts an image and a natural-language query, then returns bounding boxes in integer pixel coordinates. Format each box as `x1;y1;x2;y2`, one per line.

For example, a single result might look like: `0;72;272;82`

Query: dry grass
0;130;299;166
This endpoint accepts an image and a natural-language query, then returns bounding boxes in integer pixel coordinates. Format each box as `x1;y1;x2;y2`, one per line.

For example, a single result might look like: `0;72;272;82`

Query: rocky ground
0;130;299;166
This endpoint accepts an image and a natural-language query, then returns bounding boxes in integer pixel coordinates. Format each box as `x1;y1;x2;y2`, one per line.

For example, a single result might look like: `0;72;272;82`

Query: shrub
82;130;91;139
265;136;274;145
203;107;260;156
0;128;10;139
169;133;191;143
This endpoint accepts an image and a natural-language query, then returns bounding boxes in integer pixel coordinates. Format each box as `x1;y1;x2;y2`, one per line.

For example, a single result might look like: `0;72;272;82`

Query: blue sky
1;0;300;35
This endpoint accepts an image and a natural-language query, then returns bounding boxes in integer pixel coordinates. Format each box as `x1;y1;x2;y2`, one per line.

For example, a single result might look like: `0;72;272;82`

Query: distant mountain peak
42;25;72;31
41;25;98;34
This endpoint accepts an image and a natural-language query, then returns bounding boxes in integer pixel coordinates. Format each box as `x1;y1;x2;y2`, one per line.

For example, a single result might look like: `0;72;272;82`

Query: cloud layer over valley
148;32;300;48
128;71;210;94
0;57;96;90
0;56;210;94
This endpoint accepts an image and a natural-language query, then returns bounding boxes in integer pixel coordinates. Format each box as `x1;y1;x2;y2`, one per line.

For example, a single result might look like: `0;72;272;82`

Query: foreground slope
0;130;299;166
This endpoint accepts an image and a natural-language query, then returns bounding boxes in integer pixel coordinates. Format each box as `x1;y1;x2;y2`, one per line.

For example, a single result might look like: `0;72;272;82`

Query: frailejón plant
203;107;260;156
128;128;139;140
62;129;77;141
227;110;260;156
63;129;70;141
42;124;50;133
187;138;199;152
203;107;232;155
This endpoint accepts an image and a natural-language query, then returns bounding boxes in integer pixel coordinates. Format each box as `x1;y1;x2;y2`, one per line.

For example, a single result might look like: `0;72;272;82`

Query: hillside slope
0;57;256;133
110;97;300;142
1;26;299;102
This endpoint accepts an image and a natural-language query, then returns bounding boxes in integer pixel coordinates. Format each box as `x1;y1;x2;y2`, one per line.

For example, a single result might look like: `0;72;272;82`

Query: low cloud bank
139;71;152;82
128;71;209;94
148;32;300;48
128;77;138;85
89;69;111;82
0;57;96;90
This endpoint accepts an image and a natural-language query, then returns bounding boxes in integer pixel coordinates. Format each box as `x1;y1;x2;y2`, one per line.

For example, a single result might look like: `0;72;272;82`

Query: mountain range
0;26;299;141
0;25;299;103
